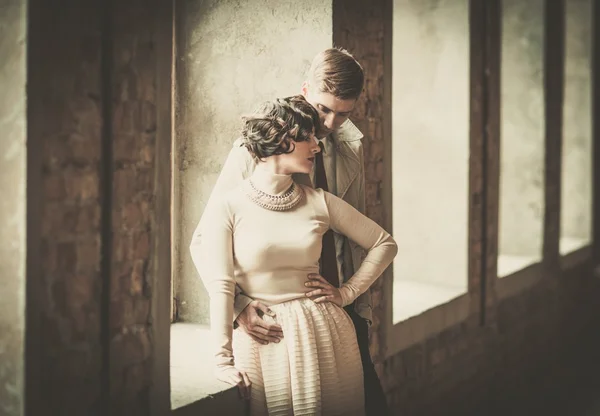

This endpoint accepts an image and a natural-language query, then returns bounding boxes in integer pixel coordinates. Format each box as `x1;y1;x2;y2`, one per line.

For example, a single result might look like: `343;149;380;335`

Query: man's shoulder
232;137;245;148
226;138;256;168
333;120;364;143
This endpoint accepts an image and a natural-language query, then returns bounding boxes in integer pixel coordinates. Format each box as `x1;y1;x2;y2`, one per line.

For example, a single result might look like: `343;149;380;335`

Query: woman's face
275;133;320;175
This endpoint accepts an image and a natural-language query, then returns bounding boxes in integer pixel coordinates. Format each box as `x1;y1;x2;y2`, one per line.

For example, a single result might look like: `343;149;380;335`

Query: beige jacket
190;120;372;323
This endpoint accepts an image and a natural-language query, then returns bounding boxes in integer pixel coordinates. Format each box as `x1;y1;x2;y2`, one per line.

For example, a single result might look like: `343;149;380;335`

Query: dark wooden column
150;0;174;414
469;0;501;325
593;0;600;261
542;0;566;272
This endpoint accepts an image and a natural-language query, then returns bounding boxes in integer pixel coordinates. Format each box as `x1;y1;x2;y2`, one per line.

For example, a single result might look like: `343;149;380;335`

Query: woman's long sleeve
194;197;238;379
323;191;398;306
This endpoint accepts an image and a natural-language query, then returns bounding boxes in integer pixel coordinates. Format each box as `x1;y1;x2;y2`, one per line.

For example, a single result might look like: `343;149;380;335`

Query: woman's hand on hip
305;273;343;306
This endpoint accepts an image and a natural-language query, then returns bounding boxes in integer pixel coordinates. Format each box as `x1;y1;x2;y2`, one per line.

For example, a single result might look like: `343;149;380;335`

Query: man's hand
305;273;343;306
216;366;252;401
236;300;284;345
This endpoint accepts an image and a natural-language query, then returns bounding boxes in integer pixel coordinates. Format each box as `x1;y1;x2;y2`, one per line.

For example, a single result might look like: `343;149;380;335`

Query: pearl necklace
244;179;304;211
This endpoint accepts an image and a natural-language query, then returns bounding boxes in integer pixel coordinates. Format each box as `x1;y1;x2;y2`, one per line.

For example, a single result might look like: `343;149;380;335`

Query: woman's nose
312;136;320;152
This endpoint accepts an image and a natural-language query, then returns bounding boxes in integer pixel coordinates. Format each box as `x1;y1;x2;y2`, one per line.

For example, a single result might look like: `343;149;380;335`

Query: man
190;47;389;415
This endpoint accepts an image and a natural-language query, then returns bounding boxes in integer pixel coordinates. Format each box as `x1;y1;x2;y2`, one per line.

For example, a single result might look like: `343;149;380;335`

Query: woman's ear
301;81;310;98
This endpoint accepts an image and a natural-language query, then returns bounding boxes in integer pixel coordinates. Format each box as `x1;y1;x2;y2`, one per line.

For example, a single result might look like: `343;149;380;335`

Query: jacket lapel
333;121;363;200
336;144;360;200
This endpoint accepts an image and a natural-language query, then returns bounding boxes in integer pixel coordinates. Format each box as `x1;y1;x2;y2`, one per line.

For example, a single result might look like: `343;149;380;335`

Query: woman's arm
323;191;398;306
194;196;242;383
190;141;257;322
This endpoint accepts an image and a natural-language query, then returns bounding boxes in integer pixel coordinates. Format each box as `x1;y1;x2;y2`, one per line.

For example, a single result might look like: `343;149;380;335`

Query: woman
195;95;397;416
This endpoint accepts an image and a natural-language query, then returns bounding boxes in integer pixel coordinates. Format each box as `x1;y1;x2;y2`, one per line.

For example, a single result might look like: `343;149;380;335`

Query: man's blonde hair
307;47;364;100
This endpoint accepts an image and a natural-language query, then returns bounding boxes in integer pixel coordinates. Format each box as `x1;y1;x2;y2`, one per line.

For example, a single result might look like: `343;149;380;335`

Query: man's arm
354;141;368;264
356;141;367;216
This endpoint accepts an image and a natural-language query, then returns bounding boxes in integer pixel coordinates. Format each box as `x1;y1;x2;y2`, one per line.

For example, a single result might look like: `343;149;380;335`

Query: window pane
498;0;545;277
391;0;469;324
561;0;593;255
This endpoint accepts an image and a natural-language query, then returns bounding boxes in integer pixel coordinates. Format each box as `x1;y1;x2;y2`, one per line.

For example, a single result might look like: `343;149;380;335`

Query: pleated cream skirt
232;298;365;416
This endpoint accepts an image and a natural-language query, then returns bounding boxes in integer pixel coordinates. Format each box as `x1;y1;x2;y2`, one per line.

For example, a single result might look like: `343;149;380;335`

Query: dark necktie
315;141;339;288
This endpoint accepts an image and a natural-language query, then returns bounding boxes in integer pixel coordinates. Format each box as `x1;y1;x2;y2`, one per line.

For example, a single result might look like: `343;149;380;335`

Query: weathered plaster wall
391;0;470;288
0;0;27;414
174;0;332;323
561;0;593;245
499;0;545;257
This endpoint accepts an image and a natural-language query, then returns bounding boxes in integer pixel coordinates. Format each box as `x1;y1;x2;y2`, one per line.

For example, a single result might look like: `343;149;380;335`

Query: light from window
560;0;593;256
391;0;469;323
498;0;545;278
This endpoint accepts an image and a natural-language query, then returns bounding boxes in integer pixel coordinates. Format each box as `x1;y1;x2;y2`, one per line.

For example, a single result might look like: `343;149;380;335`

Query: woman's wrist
339;285;353;307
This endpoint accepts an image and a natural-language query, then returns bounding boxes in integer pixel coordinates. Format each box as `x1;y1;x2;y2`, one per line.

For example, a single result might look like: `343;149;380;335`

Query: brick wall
27;0;161;414
334;1;600;415
333;0;388;374
28;1;104;413
108;1;157;413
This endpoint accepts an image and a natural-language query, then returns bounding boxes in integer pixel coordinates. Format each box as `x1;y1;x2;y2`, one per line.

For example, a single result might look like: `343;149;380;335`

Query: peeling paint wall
174;0;332;323
0;0;27;414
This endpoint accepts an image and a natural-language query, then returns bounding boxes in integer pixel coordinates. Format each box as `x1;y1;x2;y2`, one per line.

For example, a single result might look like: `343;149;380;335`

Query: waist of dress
235;268;320;306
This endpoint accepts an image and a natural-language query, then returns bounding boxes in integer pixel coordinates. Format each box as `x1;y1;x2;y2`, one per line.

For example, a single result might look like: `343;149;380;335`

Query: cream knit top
194;165;398;377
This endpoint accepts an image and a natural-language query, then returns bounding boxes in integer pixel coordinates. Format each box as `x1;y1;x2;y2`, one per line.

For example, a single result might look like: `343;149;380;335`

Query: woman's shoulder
298;185;340;213
209;181;249;214
298;184;323;198
299;185;340;202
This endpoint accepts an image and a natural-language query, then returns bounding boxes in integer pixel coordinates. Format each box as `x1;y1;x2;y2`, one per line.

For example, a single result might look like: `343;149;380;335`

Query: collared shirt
310;136;345;285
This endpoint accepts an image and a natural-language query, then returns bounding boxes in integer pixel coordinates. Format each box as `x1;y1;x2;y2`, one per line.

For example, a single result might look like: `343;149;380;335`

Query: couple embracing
190;48;398;416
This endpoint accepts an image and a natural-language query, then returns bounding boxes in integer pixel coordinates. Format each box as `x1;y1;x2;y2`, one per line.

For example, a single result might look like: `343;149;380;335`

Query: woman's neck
258;156;291;176
251;163;293;196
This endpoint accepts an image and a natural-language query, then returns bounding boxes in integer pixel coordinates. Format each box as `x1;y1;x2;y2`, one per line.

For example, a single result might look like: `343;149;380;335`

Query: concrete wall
499;0;545;257
0;0;27;414
391;0;470;288
561;0;593;245
174;0;333;323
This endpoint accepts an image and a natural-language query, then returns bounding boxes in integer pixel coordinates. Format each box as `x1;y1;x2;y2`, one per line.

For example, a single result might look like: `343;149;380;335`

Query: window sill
559;236;590;256
171;323;246;415
387;290;470;357
496;260;544;300
392;279;467;324
498;254;541;278
560;241;592;271
495;240;592;300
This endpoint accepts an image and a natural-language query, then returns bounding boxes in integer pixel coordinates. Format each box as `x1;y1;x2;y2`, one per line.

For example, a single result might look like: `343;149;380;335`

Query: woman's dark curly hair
241;95;320;160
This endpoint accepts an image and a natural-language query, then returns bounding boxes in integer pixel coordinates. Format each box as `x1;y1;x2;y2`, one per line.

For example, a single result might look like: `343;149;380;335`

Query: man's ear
300;81;310;98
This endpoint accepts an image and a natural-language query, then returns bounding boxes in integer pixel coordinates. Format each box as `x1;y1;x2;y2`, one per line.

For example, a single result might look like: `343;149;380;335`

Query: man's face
301;81;357;138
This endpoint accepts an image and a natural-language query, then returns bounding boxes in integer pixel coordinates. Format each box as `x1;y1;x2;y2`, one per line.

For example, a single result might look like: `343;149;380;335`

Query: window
561;0;593;256
497;0;545;277
391;0;470;324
